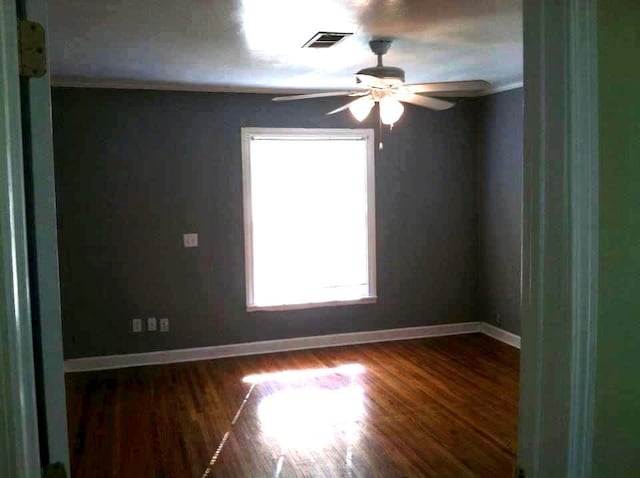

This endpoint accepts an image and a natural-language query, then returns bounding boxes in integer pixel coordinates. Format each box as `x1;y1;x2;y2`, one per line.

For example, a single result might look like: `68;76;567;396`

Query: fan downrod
357;39;405;84
369;39;392;66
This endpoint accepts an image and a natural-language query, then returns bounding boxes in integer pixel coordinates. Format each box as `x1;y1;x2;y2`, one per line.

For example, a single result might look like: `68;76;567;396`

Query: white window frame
241;127;377;312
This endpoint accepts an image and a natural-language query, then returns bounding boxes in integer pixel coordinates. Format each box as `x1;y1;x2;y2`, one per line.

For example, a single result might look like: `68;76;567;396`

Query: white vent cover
302;32;352;48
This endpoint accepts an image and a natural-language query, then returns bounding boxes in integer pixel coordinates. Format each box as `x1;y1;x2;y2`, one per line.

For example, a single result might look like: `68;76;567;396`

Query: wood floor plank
66;333;519;477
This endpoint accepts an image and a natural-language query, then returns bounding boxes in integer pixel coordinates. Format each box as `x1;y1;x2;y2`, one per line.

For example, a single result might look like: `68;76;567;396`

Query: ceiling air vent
303;32;352;48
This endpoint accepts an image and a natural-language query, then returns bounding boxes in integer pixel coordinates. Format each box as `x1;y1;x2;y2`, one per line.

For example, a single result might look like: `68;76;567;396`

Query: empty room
6;1;639;477
15;0;525;476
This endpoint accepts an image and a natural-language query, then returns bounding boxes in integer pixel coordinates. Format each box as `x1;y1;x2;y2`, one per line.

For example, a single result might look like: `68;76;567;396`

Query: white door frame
519;0;598;476
18;0;70;470
1;0;601;476
0;0;42;476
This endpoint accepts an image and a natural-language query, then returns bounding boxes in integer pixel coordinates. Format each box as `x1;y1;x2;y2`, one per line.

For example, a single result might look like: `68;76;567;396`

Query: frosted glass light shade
348;96;375;122
379;96;404;125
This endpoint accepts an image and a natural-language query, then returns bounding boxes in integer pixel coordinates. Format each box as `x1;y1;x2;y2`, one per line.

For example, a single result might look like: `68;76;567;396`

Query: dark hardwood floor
65;334;519;477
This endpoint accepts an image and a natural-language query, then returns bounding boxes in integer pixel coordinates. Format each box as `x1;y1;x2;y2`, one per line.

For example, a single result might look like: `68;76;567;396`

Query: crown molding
51;76;524;97
477;80;524;96
50;76;346;96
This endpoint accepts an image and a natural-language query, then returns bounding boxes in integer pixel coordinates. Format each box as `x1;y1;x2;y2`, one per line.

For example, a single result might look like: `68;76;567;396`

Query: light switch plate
132;318;143;333
160;318;169;332
147;317;157;331
183;233;198;248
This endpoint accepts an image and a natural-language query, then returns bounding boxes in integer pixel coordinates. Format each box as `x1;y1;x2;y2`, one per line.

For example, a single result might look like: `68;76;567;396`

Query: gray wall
52;88;479;359
475;88;524;335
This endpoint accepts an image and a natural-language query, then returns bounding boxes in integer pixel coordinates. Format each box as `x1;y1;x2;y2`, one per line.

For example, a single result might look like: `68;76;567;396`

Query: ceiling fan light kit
379;96;404;125
273;38;491;133
348;96;375;122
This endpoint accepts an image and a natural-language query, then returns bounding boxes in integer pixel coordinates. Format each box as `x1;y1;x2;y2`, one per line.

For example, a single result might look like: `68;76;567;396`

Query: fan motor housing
356;66;406;84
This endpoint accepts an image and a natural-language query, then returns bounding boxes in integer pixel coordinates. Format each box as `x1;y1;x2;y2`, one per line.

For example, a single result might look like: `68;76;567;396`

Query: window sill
247;296;377;313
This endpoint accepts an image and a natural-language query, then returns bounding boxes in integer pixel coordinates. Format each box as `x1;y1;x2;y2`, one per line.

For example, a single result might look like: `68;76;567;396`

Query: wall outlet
160;318;169;332
183;233;198;248
147;317;157;331
132;318;143;333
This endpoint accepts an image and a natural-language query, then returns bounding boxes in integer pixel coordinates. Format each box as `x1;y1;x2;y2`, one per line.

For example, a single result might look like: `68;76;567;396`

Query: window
242;128;376;311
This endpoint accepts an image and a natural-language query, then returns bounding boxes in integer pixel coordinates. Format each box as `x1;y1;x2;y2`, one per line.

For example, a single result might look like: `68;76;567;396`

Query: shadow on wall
475;88;524;336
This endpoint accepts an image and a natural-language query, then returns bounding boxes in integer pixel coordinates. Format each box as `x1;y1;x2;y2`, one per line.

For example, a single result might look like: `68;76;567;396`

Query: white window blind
242;128;376;311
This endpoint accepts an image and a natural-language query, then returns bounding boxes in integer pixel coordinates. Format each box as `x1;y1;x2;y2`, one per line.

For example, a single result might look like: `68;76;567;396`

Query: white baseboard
481;323;521;349
64;321;519;373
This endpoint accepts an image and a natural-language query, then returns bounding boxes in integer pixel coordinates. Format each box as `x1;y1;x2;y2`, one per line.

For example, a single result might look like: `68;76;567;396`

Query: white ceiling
49;0;523;94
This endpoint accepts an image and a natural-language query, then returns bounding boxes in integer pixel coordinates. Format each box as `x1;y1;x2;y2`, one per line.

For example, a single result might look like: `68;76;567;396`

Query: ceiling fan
273;39;490;126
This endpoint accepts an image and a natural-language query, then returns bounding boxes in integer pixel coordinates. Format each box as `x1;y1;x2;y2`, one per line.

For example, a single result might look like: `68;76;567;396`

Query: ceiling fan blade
356;74;387;89
396;92;455;111
272;91;366;102
326;95;373;115
405;80;490;97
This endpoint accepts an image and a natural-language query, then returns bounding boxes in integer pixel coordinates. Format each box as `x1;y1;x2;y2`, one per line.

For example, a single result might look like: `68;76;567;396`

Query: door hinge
18;20;47;78
42;462;67;478
514;465;525;478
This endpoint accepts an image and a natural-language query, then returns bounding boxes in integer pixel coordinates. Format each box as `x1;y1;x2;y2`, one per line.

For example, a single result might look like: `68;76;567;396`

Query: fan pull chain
378;103;384;150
